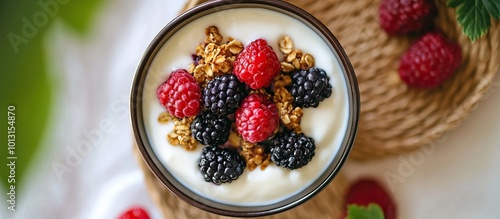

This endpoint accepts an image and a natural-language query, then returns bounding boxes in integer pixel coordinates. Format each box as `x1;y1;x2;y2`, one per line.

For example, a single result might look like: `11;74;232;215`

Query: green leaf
482;0;500;19
346;204;385;219
453;0;492;41
447;0;466;8
58;0;105;33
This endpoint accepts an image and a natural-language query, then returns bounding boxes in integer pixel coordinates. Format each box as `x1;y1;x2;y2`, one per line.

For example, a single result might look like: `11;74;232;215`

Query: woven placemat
133;144;348;219
185;0;500;159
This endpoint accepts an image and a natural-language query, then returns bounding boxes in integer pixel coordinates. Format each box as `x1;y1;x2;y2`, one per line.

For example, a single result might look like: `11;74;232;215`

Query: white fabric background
2;0;500;218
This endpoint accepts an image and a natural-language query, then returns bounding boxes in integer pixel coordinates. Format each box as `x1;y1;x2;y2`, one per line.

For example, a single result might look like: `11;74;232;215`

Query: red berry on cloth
379;0;436;35
399;31;462;88
118;207;150;219
157;69;202;118
235;93;279;143
233;39;281;89
344;178;396;219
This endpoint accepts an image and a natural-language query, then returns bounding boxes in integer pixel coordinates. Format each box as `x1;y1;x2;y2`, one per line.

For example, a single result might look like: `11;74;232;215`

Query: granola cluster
167;117;197;151
188;26;244;86
273;87;303;133
228;131;271;171
240;140;271;171
157;111;172;124
278;36;315;72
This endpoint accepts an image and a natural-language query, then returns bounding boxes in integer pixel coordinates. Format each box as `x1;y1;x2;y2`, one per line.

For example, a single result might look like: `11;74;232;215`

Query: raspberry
203;74;248;116
379;0;436;35
399;32;462;88
118;207;150;219
157;69;202;118
191;111;231;146
289;67;332;108
233;39;281;89
235;93;279;143
269;131;315;170
344;178;396;219
199;146;245;185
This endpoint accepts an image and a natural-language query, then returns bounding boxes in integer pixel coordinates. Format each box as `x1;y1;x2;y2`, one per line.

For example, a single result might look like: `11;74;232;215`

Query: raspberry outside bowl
130;0;359;217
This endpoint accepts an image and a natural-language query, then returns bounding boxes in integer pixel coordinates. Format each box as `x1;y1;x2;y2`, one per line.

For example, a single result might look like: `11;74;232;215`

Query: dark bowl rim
130;0;360;217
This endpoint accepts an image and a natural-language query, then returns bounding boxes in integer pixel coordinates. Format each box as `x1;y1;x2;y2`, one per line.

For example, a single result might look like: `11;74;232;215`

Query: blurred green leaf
58;0;105;33
0;0;104;193
346;204;385;219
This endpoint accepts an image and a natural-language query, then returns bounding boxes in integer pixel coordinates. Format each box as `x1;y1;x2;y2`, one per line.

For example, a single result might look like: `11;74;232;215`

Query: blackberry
191;111;231;146
199;146;246;185
270;131;315;170
289;67;332;108
191;54;202;66
203;74;247;116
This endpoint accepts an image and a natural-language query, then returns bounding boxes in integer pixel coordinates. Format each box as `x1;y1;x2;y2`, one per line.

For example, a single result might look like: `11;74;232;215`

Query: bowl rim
130;0;359;217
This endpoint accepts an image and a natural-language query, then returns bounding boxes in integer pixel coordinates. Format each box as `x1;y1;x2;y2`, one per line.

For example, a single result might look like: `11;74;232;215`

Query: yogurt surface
142;7;349;206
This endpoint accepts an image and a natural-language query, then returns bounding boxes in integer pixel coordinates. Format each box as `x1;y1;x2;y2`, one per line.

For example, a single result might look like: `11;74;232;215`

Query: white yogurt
142;7;349;206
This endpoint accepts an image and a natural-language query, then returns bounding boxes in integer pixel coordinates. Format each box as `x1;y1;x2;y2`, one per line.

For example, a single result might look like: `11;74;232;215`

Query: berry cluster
157;27;333;184
379;0;462;88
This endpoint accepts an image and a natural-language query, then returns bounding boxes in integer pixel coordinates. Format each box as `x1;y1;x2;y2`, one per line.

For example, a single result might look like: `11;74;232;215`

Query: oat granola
278;36;315;72
188;26;243;86
166;117;198;151
273;87;303;133
240;140;271;171
157;111;172;124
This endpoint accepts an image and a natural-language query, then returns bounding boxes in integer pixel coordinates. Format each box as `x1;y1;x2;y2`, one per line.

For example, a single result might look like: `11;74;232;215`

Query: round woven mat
185;0;500;159
133;144;348;218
